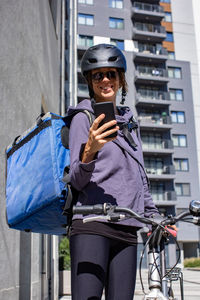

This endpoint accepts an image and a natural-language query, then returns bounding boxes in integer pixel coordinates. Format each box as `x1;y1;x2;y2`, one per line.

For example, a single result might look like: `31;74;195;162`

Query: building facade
73;0;200;265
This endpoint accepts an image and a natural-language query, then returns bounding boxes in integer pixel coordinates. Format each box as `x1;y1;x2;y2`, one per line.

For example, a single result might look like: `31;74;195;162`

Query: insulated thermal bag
5;112;71;235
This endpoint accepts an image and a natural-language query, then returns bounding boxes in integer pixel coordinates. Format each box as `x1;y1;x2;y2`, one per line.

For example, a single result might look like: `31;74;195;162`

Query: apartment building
73;0;200;265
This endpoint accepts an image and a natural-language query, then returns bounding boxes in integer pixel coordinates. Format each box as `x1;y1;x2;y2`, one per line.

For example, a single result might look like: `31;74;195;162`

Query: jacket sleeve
69;112;97;191
143;174;159;218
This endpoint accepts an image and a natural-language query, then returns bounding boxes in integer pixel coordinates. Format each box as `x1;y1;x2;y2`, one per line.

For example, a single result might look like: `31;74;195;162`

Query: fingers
91;114;105;130
96;126;119;140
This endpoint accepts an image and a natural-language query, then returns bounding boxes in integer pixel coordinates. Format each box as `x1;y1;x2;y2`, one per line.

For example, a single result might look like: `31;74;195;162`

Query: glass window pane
181;159;188;171
175;184;182;196
179;135;186;147
176;90;183;101
117;20;124;29
168;68;173;78
171;112;177;123
175;68;181;78
116;0;123;8
78;14;86;25
87;0;93;4
78;0;85;3
174;160;180;170
182;183;190;195
169;90;175;100
86;15;93;25
165;12;172;22
177;112;185;123
172;135;178;147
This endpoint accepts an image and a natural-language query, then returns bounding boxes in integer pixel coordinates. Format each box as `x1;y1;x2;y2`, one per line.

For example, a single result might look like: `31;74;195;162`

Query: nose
102;74;110;82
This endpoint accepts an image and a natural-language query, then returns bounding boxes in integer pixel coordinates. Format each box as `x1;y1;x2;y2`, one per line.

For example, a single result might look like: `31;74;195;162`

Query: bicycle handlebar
73;202;200;227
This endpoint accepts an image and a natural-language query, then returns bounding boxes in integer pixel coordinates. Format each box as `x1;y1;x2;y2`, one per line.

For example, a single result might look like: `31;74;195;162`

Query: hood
67;99;93;117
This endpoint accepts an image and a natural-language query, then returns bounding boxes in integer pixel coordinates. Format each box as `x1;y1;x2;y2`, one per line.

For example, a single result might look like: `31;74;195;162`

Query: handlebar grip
73;204;104;215
165;226;177;237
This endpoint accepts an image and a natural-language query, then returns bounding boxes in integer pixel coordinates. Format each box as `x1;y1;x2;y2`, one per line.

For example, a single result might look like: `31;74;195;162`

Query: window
78;35;93;47
109;0;123;8
172;135;187;147
109;17;124;29
175;183;190;196
78;13;94;26
168;67;182;78
165;32;173;42
171;111;185;123
169;89;183;101
141;133;163;149
78;0;93;4
151;182;165;201
110;39;124;50
168;52;175;60
164;12;172;22
174;159;189;171
144;157;164;175
161;0;171;3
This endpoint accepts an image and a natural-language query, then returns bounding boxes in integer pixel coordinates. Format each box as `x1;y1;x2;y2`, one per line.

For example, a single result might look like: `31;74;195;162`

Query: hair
84;69;128;105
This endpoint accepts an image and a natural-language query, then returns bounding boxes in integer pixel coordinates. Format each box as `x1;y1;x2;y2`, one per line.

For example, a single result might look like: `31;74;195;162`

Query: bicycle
72;200;200;300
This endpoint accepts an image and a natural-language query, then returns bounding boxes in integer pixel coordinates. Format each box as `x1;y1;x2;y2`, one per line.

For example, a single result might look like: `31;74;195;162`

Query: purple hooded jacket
68;99;159;228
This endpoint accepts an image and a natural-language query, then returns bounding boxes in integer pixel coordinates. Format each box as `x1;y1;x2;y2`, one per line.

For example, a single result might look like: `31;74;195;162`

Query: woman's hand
81;114;119;163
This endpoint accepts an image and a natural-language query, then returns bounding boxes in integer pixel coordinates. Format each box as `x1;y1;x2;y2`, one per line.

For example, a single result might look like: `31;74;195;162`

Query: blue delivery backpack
5;111;93;235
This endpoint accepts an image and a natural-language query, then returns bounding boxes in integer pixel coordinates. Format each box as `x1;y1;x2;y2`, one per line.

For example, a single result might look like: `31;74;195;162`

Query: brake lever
83;213;127;223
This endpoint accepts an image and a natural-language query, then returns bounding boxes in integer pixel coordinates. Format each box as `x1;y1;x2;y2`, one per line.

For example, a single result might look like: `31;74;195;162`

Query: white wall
172;0;200;186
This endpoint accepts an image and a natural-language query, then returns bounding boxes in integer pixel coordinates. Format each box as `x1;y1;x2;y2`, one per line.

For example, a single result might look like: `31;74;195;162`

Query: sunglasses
91;70;118;83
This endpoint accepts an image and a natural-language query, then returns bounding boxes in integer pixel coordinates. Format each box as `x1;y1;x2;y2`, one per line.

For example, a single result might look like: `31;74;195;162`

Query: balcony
77;84;89;98
152;191;177;202
134;44;168;63
135;66;169;84
136;89;171;106
142;139;174;155
133;22;166;42
132;2;165;21
146;165;176;180
138;114;172;130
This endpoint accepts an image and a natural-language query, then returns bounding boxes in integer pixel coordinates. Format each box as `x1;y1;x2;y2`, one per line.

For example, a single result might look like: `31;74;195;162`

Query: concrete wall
0;1;61;299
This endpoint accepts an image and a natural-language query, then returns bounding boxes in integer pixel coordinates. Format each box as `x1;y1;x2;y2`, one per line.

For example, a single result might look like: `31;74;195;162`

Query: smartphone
94;102;117;138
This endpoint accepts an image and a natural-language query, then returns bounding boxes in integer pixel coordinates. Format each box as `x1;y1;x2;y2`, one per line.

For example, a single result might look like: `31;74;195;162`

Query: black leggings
70;234;137;300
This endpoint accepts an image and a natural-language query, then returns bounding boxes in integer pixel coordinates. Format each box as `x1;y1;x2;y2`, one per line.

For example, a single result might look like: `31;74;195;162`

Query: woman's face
91;67;120;103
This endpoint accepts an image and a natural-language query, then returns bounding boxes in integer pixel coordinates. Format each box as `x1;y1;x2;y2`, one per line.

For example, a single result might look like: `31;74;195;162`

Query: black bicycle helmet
81;43;127;76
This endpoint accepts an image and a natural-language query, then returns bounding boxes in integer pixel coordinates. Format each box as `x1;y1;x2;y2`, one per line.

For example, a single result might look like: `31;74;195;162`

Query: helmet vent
108;56;118;62
88;58;98;64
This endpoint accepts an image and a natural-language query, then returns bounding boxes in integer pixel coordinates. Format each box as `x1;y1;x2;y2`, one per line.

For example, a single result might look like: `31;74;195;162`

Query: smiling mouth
100;85;114;91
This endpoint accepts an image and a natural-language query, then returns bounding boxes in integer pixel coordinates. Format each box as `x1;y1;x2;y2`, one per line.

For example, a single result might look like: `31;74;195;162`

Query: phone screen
94;102;117;138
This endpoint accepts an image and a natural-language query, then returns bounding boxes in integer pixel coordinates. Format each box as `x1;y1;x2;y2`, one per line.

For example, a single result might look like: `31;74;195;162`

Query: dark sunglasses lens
92;72;104;82
107;71;117;79
92;71;117;82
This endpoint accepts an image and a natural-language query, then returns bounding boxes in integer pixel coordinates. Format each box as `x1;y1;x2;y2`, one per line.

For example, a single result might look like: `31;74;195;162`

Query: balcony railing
138;44;168;56
133;2;164;13
136;66;168;78
146;165;175;176
152;191;177;201
138;114;172;125
134;22;166;34
142;139;173;150
137;89;170;101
